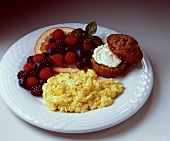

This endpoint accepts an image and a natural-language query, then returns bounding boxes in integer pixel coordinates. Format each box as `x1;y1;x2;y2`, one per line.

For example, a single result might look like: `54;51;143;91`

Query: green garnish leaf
91;36;104;46
74;28;84;38
85;21;97;37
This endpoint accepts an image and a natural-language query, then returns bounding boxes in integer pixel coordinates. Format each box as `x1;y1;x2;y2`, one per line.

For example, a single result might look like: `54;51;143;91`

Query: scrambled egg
42;69;124;113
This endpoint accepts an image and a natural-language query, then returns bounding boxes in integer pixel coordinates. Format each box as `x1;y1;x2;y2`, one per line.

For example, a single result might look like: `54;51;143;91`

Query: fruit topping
32;54;45;63
31;84;43;96
45;43;56;52
23;63;35;71
39;67;53;80
52;29;65;39
64;52;77;64
65;35;78;46
26;77;39;89
49;54;63;66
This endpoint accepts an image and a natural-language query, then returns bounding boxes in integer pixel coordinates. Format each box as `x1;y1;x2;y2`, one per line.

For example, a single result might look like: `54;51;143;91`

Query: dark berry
34;62;42;71
48;38;56;43
31;84;43;96
17;70;25;79
19;77;26;88
64;46;73;53
73;44;82;52
82;57;91;66
27;56;34;64
76;61;85;69
29;69;39;78
23;70;30;79
76;49;85;58
48;48;57;55
41;57;52;67
56;39;64;46
39;79;46;85
43;52;49;58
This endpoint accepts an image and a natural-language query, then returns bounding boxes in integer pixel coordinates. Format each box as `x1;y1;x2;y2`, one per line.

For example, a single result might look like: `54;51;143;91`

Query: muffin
91;34;143;78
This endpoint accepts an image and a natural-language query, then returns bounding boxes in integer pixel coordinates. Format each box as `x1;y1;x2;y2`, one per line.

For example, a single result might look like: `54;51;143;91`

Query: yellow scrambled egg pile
42;69;124;113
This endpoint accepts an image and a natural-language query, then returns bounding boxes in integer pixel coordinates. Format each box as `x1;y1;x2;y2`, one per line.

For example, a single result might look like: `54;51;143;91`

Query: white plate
0;23;153;133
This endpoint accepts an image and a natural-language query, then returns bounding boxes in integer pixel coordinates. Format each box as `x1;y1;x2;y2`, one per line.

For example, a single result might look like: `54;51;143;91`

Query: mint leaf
85;21;97;37
91;36;104;46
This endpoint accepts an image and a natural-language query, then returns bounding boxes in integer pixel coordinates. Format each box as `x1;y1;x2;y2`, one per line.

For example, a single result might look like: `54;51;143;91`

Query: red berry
23;63;35;71
64;52;77;64
65;35;78;46
39;67;53;80
33;54;45;63
49;54;63;66
83;41;93;50
52;29;65;39
45;43;56;52
26;77;39;89
71;29;76;37
31;84;43;96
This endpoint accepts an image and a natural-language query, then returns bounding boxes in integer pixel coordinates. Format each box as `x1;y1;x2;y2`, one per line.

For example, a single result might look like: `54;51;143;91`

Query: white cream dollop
93;44;121;67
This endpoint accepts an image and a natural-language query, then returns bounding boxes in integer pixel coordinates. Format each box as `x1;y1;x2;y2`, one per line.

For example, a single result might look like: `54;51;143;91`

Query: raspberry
49;54;63;66
27;56;34;64
31;84;43;96
45;43;56;52
39;67;53;80
65;35;78;46
52;29;65;39
23;63;35;71
33;54;45;63
26;77;39;89
64;52;77;64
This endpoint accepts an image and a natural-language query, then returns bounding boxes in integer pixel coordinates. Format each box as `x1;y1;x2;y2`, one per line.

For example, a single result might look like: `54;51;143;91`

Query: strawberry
65;35;78;46
39;67;53;80
64;52;77;64
45;43;56;52
49;54;63;66
33;54;45;63
23;63;35;71
52;29;65;39
26;77;39;89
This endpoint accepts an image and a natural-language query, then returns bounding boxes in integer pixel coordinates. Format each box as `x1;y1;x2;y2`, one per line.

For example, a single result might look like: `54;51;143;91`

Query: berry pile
17;53;54;96
17;21;104;96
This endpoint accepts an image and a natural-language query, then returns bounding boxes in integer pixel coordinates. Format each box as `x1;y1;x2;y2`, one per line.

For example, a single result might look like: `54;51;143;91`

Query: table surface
0;0;170;140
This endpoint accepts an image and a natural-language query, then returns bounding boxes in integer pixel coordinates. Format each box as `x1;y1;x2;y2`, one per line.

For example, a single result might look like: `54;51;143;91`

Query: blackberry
31;84;43;96
56;39;64;45
17;70;25;79
22;70;30;79
27;56;34;64
41;57;52;67
29;69;39;78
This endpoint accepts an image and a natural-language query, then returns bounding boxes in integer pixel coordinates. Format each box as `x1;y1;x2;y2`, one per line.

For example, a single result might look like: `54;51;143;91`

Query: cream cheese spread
93;44;121;67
